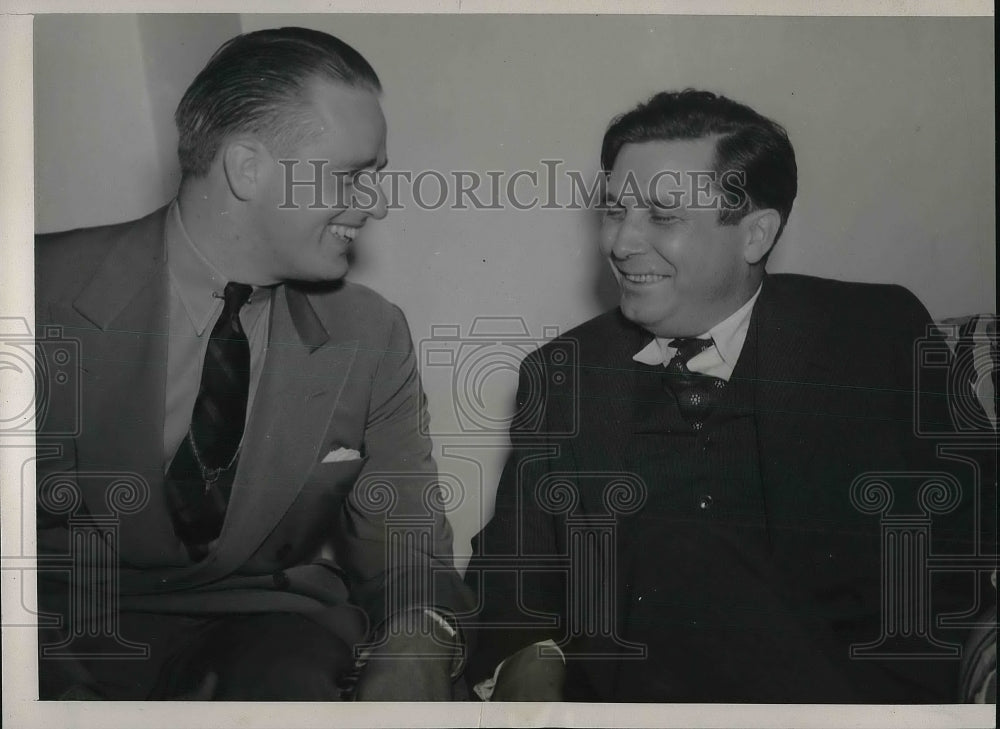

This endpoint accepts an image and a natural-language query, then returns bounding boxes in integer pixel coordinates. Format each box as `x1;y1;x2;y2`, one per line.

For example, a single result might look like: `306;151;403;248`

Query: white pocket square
321;447;362;464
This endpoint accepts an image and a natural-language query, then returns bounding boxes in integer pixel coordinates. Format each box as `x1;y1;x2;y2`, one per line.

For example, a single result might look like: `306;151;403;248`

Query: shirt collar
632;283;764;370
165;199;228;336
699;283;763;369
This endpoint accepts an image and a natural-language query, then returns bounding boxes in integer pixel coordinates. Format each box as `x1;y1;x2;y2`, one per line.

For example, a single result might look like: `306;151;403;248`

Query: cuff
473;639;565;701
338;606;466;700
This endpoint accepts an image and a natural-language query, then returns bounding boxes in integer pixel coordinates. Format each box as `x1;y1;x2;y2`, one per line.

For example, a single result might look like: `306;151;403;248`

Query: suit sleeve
889;285;980;551
881;285;983;699
34;233;86;541
334;303;472;629
464;349;567;684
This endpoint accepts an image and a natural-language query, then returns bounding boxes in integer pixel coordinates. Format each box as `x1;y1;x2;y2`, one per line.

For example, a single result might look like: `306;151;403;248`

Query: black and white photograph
0;4;995;728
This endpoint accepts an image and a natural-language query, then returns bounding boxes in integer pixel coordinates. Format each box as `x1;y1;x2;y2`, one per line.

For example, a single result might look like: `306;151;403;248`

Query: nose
608;210;647;260
368;179;388;221
355;177;388;221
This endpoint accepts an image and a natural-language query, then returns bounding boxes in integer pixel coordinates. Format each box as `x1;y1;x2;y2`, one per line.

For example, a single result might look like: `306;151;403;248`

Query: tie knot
222;282;253;314
668;337;714;365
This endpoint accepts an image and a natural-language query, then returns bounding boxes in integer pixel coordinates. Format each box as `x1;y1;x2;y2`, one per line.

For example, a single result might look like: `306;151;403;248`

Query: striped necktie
165;281;253;557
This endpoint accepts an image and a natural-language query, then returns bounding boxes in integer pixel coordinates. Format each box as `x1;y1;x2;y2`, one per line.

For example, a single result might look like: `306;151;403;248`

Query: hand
490;643;565;702
354;633;453;701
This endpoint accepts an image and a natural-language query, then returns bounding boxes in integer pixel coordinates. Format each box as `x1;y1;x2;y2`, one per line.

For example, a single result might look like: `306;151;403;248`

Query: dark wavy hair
175;27;381;178
601;89;797;240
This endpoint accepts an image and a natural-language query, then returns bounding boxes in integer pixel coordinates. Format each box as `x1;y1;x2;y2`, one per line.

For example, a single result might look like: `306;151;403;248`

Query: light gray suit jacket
36;206;470;649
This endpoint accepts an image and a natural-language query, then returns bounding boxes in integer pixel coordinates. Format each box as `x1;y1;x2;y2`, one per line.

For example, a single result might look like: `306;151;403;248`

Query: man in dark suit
466;90;975;702
36;27;470;700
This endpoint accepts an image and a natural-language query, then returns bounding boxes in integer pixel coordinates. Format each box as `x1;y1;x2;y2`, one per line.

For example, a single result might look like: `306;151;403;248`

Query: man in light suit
36;27;470;700
466;90;978;702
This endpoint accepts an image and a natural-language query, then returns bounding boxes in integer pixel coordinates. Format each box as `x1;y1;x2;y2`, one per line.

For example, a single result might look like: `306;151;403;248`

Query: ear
221;138;267;202
740;209;781;265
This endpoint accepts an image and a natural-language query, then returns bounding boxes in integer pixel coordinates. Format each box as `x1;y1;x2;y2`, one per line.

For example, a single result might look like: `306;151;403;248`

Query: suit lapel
69;208;186;563
567;313;649;478
72;208;170;333
188;285;360;583
746;276;836;502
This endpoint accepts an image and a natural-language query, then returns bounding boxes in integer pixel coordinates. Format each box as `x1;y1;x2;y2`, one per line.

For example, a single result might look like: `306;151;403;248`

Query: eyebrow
336;156;388;173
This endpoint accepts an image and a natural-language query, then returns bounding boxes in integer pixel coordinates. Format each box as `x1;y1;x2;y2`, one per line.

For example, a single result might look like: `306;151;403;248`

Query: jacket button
699;494;713;510
272;571;291;590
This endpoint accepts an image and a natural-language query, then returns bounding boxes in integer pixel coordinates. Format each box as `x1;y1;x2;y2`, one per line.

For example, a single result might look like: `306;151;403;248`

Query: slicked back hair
601;89;797;240
175;27;381;178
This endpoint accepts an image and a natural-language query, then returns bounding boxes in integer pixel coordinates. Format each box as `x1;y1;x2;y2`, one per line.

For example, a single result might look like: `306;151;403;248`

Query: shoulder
295;279;410;340
762;274;935;365
528;307;641;369
765;273;930;323
37;208;167;262
36;208;168;304
766;272;919;302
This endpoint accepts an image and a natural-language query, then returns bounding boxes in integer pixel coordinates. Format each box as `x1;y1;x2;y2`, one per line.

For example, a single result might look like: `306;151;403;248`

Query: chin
288;266;348;284
619;300;652;327
314;270;349;284
310;258;351;282
620;300;676;335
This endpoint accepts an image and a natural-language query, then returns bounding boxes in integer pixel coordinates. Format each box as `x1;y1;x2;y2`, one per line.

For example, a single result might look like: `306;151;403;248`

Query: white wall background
35;14;996;566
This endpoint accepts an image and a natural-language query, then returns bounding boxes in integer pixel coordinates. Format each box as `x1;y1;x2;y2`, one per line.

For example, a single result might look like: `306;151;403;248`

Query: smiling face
600;137;764;338
247;78;388;284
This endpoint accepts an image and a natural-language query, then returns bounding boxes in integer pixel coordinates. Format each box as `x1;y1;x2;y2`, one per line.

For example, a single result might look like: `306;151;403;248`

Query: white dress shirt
163;200;273;469
632;283;763;381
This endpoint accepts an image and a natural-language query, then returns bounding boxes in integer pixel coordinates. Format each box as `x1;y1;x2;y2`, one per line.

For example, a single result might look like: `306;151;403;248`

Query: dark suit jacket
467;273;975;702
35;207;471;681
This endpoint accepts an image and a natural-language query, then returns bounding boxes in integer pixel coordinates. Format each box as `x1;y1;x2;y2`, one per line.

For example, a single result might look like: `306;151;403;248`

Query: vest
625;331;768;551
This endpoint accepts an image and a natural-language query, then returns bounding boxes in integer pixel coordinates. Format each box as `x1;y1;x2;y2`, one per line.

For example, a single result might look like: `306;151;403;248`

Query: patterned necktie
166;282;253;555
662;337;727;429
